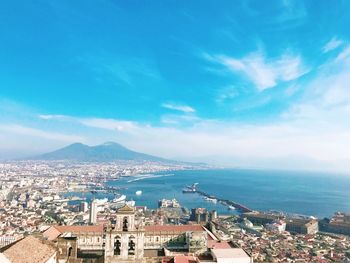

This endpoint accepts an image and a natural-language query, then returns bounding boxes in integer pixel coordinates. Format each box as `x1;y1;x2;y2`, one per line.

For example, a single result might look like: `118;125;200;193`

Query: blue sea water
70;169;350;218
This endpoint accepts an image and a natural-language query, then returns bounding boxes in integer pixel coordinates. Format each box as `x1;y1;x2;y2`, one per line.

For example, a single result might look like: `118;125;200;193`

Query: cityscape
2;0;350;263
1;158;350;262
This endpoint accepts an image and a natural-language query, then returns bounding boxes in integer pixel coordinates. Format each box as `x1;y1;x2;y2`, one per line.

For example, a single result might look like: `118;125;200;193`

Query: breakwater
185;184;253;213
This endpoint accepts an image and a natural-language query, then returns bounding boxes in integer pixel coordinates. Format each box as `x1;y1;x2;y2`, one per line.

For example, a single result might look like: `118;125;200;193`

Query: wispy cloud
215;86;240;104
161;103;196;113
283;43;350;127
38;114;67;120
335;45;350;63
323;37;343;53
205;50;309;91
79;118;137;132
38;114;138;132
78;55;161;86
0;124;83;142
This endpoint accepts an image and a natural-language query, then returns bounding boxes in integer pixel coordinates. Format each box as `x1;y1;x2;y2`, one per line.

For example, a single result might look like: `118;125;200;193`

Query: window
114;238;121;256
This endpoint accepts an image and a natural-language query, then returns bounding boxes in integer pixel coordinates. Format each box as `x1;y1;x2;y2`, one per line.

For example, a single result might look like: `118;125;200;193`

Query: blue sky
1;0;350;171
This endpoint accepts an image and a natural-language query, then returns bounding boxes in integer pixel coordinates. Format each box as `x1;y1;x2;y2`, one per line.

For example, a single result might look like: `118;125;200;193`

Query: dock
187;186;253;213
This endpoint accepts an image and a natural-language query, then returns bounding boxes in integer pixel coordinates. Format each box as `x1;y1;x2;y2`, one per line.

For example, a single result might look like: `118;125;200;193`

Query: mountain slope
30;142;173;162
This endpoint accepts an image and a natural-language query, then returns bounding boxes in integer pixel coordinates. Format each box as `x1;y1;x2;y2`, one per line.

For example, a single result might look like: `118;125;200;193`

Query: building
210;248;253;263
0;236;17;249
242;212;278;225
158;199;180;208
319;212;350;236
210;210;218;221
0;236;57;263
43;225;104;249
144;224;207;254
285;219;318;234
265;220;286;233
244;212;318;235
104;204;145;262
191;208;209;224
90;200;98;224
80;201;88;213
44;204;210;262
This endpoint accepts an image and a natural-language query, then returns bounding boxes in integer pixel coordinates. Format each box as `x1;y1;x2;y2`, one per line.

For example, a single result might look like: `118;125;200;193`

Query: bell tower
105;204;144;262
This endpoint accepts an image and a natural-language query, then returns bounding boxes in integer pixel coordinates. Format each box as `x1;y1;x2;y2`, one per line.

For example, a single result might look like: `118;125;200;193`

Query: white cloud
323;37;343;53
0;124;83;142
38;114;67;120
335;45;350;63
40;44;350;171
79;118;138;132
206;51;309;91
286;44;350;119
161;103;196;113
4;44;350;171
38;114;138;132
216;86;240;103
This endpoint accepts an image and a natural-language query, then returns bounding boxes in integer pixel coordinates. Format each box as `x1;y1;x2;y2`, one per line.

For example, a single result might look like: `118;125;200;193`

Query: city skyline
1;1;350;171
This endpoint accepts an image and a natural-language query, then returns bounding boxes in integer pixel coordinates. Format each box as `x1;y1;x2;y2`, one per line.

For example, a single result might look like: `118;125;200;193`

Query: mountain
29;142;174;163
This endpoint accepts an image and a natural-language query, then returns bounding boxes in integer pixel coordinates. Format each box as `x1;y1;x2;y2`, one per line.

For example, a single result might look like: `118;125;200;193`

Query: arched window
123;217;129;231
114;237;121;256
68;247;72;257
128;238;135;255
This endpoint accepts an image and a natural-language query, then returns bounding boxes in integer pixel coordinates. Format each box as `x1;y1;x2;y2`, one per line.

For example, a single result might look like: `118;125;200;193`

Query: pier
184;184;253;213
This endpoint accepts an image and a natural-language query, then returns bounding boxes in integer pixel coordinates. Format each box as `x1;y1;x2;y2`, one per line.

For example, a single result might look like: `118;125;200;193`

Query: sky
1;0;350;171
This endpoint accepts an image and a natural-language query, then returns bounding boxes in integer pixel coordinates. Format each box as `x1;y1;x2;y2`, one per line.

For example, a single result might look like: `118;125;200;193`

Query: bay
106;169;350;218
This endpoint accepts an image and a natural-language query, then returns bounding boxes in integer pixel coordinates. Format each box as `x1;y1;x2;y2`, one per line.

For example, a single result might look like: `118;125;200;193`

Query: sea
67;169;350;218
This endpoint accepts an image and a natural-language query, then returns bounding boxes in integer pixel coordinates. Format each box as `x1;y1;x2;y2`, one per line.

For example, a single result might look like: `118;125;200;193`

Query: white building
80;201;88;213
211;248;253;263
89;200;98;224
266;220;286;233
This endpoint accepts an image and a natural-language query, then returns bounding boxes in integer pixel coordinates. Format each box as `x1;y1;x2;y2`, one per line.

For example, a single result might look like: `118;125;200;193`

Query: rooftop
145;225;204;232
43;225;104;241
2;236;56;263
211;248;250;259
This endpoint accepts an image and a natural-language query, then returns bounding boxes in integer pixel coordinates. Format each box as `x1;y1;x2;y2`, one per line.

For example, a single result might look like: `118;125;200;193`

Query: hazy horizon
1;1;350;172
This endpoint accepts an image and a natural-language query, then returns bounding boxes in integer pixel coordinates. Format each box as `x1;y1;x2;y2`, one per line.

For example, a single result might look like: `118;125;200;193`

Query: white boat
204;197;217;203
135;190;142;196
228;205;236;210
113;194;126;203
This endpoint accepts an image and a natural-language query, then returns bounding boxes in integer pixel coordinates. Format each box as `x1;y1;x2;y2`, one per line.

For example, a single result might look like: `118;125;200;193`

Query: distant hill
29;142;175;163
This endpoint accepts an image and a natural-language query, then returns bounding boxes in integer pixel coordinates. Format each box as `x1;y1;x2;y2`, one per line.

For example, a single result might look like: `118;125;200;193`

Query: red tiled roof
3;236;56;263
208;240;233;249
145;225;204;232
43;225;104;241
55;225;104;234
173;255;197;263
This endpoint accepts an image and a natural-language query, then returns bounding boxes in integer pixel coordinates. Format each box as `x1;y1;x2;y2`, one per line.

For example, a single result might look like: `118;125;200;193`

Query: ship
135;190;142;196
204;196;218;203
112;194;126;203
228;205;236;210
182;183;198;193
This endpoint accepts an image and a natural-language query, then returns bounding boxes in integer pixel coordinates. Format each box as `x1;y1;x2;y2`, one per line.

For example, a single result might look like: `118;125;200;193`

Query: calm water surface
71;169;350;218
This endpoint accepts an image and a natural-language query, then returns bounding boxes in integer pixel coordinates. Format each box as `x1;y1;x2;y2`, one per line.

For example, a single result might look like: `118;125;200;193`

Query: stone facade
44;204;209;263
104;204;145;263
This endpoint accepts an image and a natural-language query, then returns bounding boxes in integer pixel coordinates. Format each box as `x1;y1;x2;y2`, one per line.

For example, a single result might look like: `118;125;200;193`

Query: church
44;204;209;262
104;204;145;262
